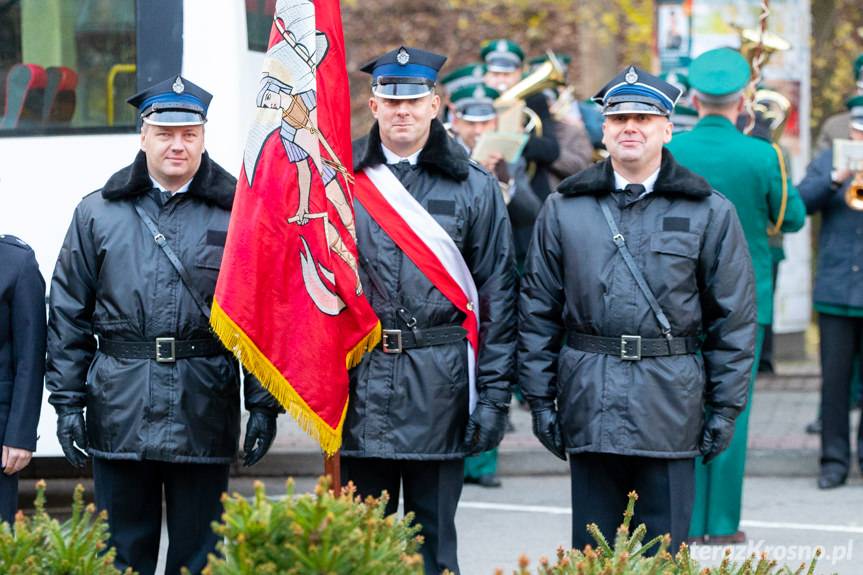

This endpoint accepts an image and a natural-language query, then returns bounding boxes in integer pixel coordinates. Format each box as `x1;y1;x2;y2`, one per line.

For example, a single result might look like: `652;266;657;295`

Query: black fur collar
354;118;470;182
101;150;237;210
557;148;713;199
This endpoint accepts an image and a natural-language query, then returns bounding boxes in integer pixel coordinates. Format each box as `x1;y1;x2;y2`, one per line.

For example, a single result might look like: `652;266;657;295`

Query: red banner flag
211;0;380;456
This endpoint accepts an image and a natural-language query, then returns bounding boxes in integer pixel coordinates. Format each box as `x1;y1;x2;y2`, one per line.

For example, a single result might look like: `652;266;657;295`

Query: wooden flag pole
325;451;341;491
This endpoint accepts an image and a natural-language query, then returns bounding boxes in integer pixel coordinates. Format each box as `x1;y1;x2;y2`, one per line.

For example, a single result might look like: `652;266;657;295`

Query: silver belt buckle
156;337;176;362
381;330;403;354
620;335;641;361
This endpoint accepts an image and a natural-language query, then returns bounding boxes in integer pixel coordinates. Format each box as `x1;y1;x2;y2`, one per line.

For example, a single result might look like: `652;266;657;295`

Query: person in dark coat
796;96;863;490
481;39;561;201
345;46;518;575
815;53;863;152
519;65;757;555
45;75;281;575
0;234;45;524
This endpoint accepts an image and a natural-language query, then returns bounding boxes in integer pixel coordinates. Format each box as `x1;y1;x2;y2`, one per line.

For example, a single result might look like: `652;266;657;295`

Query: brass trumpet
846;172;863;210
833;139;863;210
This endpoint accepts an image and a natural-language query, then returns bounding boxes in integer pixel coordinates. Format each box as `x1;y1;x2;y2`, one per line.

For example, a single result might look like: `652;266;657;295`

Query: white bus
0;0;272;458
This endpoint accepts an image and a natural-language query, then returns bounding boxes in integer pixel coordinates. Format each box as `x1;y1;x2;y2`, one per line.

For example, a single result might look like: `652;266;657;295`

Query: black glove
530;402;566;460
56;407;89;468
492;158;511;184
699;407;738;465
243;409;277;467
463;389;510;456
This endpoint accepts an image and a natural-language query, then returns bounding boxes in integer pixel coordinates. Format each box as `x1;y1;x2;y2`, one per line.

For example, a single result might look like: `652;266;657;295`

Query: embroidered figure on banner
243;0;361;317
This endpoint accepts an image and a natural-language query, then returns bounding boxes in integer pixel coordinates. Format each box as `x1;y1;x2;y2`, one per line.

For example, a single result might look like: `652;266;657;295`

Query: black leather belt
99;337;227;363
566;332;701;361
379;325;468;354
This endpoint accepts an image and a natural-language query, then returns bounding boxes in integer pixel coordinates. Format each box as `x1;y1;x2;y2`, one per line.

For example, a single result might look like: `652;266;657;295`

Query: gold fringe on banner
210;299;380;456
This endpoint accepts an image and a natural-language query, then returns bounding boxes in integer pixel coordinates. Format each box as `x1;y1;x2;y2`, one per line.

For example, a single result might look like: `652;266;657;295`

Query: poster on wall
658;0;693;74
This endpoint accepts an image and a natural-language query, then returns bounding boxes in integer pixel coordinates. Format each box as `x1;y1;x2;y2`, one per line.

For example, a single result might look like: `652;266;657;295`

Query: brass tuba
737;26;791;69
494;51;566;136
833;139;863;210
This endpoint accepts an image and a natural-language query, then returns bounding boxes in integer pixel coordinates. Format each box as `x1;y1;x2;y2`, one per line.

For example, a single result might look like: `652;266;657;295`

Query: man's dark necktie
152;187;171;208
390;159;412;180
618;183;645;208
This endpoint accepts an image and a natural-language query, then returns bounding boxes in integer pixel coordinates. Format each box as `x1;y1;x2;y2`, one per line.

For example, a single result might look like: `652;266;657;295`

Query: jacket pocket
650;231;699;259
195;243;224;270
430;214;465;248
195;237;225;292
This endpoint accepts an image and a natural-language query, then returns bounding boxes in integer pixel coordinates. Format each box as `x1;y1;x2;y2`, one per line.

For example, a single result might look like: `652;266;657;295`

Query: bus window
0;0;137;135
247;0;277;53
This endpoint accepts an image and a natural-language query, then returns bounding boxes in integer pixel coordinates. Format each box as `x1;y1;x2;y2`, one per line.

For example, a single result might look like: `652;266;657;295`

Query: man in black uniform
519;65;756;554
346;46;517;575
0;234;45;524
46;75;281;575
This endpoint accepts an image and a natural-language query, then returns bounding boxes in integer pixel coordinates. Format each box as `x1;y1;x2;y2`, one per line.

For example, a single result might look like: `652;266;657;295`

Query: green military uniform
665;48;807;540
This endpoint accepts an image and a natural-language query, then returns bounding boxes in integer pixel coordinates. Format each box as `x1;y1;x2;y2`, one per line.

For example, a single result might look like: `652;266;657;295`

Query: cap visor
851;119;863;132
373;83;434;99
603;101;668;116
456;106;497;122
143;110;206;126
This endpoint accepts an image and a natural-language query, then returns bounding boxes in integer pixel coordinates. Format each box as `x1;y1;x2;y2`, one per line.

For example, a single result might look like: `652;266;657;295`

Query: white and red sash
354;164;479;412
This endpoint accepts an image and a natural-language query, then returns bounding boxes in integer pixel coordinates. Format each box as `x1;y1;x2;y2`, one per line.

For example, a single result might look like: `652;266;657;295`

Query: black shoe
817;472;847;489
805;419;822;434
477;474;502;488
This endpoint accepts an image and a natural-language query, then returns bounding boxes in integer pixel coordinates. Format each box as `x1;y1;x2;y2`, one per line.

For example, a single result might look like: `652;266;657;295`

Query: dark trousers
341;457;464;575
93;458;230;575
569;453;694;555
818;313;863;477
0;470;18;524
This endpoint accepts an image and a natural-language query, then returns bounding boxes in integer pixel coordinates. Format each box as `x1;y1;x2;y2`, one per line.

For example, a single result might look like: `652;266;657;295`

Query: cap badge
495;40;507;53
172;76;185;95
473;86;485;99
396;48;410;66
625;66;638;85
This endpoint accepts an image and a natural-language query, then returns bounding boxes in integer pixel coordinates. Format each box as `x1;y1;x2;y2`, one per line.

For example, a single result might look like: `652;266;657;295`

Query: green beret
659;70;690;93
848;94;863;130
450;84;500;121
689;48;750;104
440;63;487;94
673;104;698;117
480;39;524;72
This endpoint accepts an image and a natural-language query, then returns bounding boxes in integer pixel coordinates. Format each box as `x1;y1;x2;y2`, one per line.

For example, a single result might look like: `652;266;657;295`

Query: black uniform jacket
519;149;757;458
344;119;518;459
46;151;278;464
0;236;46;453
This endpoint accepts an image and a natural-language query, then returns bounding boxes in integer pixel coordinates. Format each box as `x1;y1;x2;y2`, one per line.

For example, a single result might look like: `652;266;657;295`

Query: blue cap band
372;62;437;83
140;92;207;116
